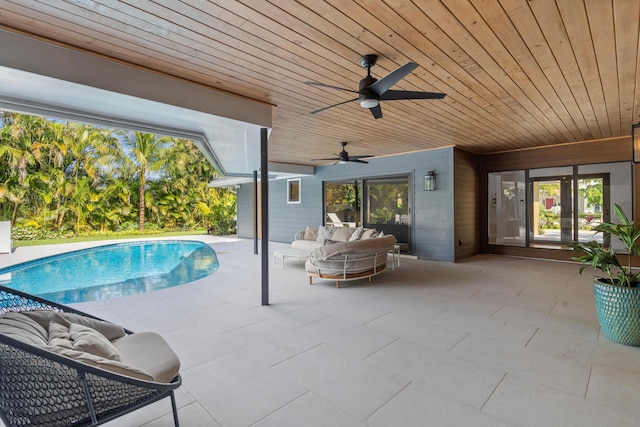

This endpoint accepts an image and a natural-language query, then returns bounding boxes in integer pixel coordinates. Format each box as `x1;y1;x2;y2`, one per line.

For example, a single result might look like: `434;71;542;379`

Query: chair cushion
0;312;48;346
112;332;181;383
23;310;126;341
47;321;122;361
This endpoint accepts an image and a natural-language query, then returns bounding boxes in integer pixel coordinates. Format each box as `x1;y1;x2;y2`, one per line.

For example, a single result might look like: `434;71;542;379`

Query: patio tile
365;311;469;352
274;344;410;421
450;333;591;397
366;337;505;408
587;363;640;418
252;392;365;427
294;316;397;359
182;349;306;427
222;318;322;366
483;374;636;426
365;381;512;427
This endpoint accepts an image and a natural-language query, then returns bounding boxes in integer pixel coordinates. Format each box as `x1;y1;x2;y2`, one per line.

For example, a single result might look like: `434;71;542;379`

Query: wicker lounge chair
0;286;182;427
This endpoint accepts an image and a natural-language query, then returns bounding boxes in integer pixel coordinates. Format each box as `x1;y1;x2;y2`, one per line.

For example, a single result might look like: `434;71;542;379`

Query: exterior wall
454;148;481;261
268;178;324;243
237;147;458;262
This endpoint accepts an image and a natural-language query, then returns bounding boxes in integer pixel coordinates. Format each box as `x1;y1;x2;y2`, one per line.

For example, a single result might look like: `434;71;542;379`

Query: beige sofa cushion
0;312;48;346
304;225;318;241
331;227;356;242
360;228;378;239
113;332;181;383
23;310;126;341
291;239;322;251
348;226;364;241
314;235;396;260
47;346;155;382
316;225;333;241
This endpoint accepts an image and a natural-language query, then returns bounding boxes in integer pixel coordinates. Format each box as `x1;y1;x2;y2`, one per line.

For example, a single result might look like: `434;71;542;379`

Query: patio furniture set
275;225;398;288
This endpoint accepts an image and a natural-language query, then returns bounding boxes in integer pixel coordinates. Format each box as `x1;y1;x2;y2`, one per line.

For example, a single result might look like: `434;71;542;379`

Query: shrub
12;226;74;241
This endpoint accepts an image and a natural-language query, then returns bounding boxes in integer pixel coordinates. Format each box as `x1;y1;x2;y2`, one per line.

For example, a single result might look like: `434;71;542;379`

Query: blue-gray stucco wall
237;147;455;262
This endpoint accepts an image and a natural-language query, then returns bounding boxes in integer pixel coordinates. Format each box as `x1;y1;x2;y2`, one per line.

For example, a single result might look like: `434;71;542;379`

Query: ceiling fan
304;54;446;119
312;142;373;164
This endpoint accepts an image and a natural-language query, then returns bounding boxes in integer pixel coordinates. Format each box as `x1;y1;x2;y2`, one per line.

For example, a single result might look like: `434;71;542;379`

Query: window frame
287;178;301;204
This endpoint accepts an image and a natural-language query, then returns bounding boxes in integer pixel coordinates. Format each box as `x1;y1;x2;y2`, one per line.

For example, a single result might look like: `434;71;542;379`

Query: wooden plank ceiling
0;0;639;166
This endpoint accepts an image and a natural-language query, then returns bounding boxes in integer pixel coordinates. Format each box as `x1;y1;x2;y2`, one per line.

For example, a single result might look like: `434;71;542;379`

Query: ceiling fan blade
304;81;358;93
381;90;446;100
310;98;358;114
369;104;383;119
311;157;340;161
350;155;374;160
351;159;369;164
368;62;418;96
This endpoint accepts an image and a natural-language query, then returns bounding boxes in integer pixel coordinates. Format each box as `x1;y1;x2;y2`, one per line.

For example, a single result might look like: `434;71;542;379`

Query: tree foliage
0;112;236;238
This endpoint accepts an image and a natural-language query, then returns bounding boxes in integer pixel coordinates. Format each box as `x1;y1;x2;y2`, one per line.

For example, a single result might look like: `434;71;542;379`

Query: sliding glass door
324;174;411;252
363;176;410;249
530;174;609;247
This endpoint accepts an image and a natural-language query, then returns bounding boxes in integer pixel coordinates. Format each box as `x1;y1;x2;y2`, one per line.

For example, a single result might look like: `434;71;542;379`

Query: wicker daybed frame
0;285;182;427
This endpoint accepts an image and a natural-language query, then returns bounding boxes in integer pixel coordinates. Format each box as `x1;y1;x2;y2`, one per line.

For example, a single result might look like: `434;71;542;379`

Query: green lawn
14;229;209;247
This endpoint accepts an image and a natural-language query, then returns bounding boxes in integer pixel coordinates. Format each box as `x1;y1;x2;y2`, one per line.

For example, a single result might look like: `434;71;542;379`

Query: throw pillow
332;227;354;242
348;226;364;241
360;228;378;239
304;225;318;241
316;225;333;242
378;230;385;237
69;322;121;361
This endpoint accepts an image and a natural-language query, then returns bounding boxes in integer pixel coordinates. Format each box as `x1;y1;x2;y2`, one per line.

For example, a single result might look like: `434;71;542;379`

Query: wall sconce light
633;122;640;163
424;170;436;191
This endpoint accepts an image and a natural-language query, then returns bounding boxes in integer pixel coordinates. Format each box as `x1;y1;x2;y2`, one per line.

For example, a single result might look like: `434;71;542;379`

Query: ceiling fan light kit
305;54;446;119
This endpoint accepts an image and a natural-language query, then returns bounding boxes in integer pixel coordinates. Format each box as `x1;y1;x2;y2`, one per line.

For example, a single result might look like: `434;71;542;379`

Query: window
287;178;301;204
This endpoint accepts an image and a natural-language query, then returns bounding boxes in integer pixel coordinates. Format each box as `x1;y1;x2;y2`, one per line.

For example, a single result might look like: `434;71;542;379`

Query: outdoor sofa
294;226;396;288
0;285;182;427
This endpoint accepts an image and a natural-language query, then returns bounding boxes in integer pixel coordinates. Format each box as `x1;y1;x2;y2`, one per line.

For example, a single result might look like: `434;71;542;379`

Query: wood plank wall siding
481;137;630;172
454;148;481;261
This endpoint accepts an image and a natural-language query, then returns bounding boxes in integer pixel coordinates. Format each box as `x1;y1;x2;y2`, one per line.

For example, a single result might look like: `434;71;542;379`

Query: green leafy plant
571;204;640;287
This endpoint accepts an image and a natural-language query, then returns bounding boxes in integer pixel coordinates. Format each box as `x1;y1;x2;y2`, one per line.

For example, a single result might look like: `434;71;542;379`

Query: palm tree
117;131;172;231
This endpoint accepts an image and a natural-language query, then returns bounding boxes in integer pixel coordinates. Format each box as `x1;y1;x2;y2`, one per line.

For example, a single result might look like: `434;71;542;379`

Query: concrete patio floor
2;237;640;426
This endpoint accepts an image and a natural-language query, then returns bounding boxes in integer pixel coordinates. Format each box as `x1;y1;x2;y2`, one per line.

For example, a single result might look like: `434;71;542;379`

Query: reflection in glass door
531;177;572;245
530;174;608;247
363;176;410;252
488;171;526;246
577;176;609;243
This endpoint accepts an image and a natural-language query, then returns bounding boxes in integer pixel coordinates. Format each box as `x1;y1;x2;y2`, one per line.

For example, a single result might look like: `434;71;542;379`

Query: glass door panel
531;178;572;245
577;176;608;243
488;171;525;246
363;176;410;252
324;181;361;227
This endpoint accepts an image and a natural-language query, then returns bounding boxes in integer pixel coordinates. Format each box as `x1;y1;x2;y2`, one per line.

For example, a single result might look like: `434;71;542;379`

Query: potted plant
571;204;640;346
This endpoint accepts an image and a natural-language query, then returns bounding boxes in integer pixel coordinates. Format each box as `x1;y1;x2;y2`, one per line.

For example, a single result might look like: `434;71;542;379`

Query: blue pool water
0;240;219;304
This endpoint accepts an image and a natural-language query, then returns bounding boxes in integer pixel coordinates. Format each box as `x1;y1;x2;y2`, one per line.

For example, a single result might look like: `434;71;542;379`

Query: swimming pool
0;240;219;304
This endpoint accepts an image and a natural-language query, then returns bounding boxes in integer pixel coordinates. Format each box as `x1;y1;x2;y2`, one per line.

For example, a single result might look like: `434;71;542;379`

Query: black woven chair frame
0;285;181;427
